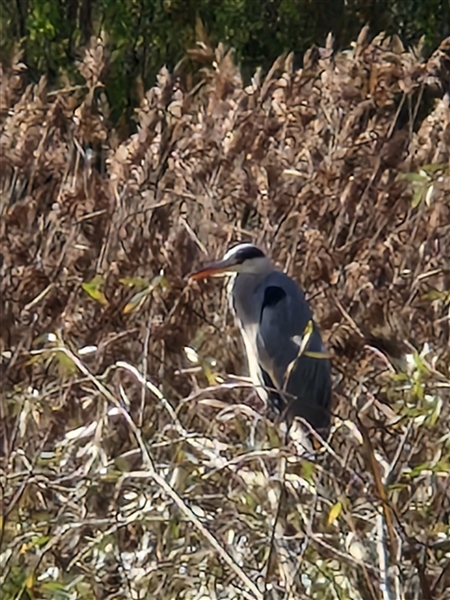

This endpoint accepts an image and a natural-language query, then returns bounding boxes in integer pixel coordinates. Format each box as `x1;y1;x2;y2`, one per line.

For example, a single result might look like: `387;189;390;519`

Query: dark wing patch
255;271;331;435
261;286;286;312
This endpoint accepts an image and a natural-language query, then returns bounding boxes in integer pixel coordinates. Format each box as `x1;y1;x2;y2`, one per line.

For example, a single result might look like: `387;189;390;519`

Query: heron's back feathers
232;269;331;435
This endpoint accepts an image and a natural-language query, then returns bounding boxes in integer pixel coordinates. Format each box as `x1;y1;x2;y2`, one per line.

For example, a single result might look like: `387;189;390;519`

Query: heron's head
188;243;271;280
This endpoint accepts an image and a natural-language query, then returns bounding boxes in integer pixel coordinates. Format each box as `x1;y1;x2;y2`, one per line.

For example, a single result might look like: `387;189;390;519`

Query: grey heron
189;243;331;438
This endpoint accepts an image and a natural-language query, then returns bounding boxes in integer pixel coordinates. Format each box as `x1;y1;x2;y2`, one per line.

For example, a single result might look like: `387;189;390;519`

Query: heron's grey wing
284;352;331;433
255;273;331;433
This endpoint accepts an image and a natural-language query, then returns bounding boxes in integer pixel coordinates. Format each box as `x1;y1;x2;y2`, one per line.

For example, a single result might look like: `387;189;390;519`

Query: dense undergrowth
1;30;450;599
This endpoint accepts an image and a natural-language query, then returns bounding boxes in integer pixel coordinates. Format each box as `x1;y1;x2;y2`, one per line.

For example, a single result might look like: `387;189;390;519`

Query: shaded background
2;0;450;122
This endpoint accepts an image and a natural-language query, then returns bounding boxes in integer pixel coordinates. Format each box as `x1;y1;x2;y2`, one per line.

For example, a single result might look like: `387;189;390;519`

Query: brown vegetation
1;31;450;599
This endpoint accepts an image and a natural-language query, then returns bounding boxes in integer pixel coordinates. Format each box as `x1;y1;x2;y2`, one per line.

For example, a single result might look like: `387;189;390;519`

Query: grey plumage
189;243;331;436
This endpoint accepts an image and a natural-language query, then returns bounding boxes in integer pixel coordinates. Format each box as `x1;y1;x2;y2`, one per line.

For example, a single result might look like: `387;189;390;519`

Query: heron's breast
239;320;266;390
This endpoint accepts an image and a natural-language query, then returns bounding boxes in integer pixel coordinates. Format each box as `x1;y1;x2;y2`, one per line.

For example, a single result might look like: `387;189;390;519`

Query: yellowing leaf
303;350;331;359
285;320;314;387
81;281;109;306
123;288;151;314
20;542;31;554
302;319;314;344
122;275;166;314
24;352;48;367
328;501;343;525
203;363;217;385
422;290;450;302
119;276;149;289
20;535;50;554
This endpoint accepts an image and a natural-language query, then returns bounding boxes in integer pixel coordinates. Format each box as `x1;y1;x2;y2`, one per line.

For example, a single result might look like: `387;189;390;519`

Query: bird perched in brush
189;243;332;440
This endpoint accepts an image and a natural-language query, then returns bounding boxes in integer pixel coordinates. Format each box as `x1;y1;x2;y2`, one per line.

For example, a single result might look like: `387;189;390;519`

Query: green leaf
420;162;447;174
54;349;77;377
411;184;427;208
400;172;427;183
301;460;316;484
81;277;109;306
40;581;70;592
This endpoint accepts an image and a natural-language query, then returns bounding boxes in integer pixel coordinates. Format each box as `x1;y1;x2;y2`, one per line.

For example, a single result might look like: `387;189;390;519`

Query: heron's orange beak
188;259;236;280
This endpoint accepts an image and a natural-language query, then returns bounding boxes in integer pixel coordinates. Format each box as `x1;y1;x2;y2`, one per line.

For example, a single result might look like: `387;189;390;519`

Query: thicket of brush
1;30;450;599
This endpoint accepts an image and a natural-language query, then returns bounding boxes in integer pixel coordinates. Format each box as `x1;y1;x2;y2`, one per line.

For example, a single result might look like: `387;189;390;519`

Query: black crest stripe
234;246;265;262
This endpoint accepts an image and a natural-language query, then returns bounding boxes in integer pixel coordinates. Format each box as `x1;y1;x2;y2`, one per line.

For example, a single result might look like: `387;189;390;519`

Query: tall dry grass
1;31;450;599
